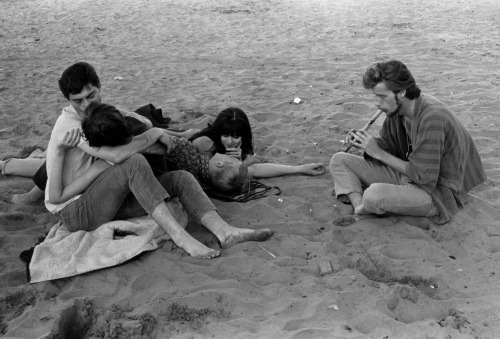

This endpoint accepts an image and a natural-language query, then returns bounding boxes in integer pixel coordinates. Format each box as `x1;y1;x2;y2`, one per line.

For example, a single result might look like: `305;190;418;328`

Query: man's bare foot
332;215;360;227
220;228;274;249
332;214;376;227
174;236;220;259
11;190;44;205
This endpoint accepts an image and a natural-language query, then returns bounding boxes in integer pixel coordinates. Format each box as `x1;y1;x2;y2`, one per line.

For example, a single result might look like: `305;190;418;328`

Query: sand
1;0;500;337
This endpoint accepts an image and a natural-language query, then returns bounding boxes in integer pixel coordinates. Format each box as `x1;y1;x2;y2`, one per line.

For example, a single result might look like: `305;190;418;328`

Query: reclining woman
189;107;326;179
81;103;326;192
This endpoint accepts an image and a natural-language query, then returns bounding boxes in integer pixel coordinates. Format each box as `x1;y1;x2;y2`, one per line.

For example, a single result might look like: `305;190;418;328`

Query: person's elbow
246;165;257;178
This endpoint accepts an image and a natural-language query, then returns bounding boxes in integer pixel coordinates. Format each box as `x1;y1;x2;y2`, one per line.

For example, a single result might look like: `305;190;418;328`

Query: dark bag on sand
20;234;47;282
205;180;281;203
134;103;171;128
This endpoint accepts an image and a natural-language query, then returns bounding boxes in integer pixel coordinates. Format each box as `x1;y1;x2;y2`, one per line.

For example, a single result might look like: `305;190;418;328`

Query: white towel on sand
29;200;187;283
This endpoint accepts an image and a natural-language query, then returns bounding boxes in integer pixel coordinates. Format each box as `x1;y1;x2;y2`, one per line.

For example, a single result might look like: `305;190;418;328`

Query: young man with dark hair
330;59;486;226
43;62;273;259
11;62;153;204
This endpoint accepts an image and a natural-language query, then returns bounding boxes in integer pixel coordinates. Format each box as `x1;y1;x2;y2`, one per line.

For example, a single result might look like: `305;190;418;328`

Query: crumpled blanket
28;216;168;283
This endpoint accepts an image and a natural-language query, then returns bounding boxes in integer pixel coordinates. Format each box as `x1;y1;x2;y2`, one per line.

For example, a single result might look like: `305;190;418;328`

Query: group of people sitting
1;60;486;259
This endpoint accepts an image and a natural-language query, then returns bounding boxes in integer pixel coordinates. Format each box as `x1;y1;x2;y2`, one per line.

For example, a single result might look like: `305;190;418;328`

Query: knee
160;170;200;191
171;170;197;184
117;154;151;175
124;154;148;167
330;152;349;170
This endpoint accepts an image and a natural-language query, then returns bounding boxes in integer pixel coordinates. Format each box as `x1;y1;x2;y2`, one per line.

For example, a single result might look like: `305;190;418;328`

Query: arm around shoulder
79;128;165;164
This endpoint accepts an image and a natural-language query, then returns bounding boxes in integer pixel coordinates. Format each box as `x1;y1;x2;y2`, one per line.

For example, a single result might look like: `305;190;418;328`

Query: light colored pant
59;154;216;232
329;152;438;217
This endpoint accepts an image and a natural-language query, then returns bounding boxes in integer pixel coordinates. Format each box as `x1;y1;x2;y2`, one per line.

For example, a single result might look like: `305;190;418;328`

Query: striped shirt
375;94;486;224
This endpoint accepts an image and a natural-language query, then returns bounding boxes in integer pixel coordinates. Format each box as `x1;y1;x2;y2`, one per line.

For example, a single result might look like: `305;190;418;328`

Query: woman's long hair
189;107;254;160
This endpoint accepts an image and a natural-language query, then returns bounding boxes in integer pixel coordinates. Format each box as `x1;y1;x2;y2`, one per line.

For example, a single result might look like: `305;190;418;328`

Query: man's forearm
80;128;163;163
143;142;168;155
374;150;408;175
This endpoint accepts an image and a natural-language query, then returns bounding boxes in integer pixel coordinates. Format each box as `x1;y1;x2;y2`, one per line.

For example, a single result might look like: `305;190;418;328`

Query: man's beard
386;93;402;117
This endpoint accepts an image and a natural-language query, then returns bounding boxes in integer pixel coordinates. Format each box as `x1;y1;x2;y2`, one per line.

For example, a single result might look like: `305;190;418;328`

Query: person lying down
79;102;326;192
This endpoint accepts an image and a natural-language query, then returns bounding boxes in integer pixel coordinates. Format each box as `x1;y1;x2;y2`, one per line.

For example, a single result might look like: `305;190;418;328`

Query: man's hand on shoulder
57;128;82;152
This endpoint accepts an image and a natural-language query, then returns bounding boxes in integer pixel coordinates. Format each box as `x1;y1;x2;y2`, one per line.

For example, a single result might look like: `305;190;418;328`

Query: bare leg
155;171;274;249
1;158;45;177
152;202;220;259
200;211;274;249
11;186;44;205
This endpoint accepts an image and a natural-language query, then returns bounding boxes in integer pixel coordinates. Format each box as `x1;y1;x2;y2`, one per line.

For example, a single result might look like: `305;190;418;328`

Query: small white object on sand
293;97;301;104
258;244;276;258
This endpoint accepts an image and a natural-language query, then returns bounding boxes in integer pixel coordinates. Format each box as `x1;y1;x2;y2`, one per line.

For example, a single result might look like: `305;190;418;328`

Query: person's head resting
59;62;102;115
362;60;421;100
81;102;132;148
190;107;254;159
208;153;248;191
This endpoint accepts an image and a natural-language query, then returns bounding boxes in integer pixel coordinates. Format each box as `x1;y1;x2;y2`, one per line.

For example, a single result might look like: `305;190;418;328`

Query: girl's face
221;134;242;149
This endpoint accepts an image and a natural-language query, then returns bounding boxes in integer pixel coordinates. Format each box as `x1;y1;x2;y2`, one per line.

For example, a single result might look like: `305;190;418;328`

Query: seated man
45;62;273;259
330;59;486;226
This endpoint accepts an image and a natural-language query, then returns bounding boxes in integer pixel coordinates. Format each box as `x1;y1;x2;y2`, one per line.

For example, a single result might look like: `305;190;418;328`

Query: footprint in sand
438;308;475;335
0;212;39;231
50;299;94;338
382;283;476;335
0;289;37;332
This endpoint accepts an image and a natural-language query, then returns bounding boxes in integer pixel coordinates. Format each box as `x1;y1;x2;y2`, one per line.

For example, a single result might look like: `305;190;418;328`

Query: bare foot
11;192;43;205
220;228;274;249
11;186;44;205
174;236;220;259
332;214;376;227
332;215;359;227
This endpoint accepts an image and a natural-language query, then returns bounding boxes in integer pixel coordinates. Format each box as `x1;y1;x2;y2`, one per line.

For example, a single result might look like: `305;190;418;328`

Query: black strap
206;180;281;202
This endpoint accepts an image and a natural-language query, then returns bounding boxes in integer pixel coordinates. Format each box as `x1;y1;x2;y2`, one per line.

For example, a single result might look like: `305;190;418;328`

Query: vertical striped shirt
376;94;486;224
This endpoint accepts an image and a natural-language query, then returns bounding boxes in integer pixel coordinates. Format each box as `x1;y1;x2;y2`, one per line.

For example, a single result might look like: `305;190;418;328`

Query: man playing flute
330;59;486;226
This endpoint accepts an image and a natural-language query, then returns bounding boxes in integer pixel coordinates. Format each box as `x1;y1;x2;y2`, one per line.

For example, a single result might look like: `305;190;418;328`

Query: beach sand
1;0;500;337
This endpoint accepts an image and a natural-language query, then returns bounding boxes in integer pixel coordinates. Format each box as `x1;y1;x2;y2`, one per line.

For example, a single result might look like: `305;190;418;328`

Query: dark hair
362;60;421;99
81;103;132;147
189;108;254;160
58;62;101;100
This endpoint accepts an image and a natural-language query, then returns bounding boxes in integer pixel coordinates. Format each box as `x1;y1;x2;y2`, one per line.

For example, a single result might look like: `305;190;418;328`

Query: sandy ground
1;0;500;338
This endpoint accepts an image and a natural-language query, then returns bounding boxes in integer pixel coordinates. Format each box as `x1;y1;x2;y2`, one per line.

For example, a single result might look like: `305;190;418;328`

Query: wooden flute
343;109;383;152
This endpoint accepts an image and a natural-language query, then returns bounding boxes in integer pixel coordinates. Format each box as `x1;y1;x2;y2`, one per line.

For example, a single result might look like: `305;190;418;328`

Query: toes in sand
176;238;221;259
189;247;220;260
